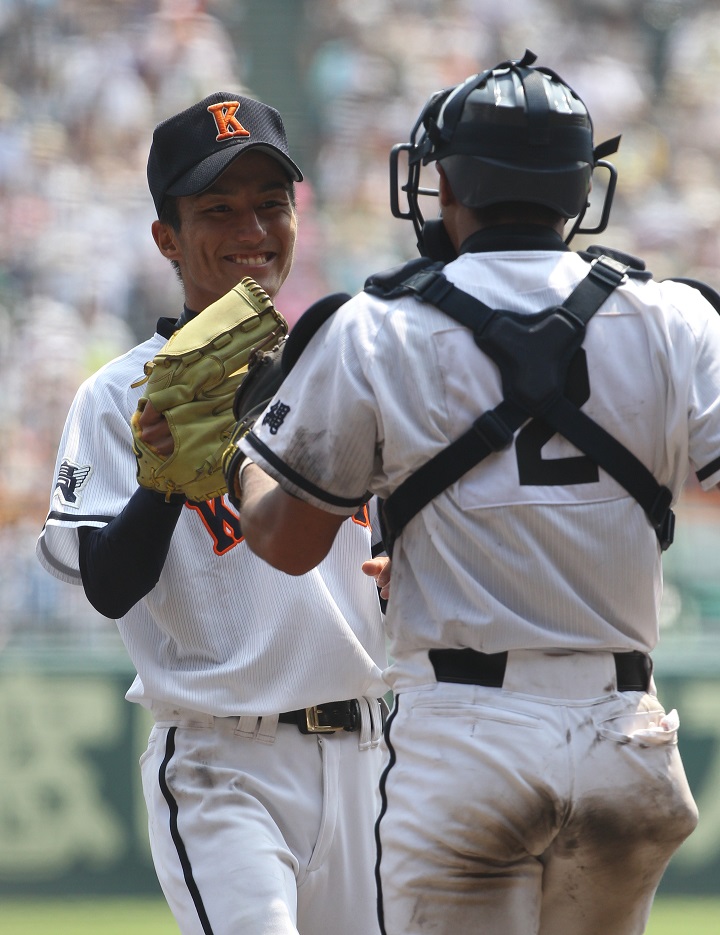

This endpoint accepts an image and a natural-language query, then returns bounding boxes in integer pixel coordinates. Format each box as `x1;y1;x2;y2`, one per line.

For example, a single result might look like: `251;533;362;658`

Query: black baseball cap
147;92;303;216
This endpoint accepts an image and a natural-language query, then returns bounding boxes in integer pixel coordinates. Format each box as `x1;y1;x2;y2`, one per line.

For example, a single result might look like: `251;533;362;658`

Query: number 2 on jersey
515;349;599;486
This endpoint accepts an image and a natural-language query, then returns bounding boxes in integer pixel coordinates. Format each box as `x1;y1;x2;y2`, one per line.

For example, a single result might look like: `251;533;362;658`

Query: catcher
230;55;708;935
36;92;388;935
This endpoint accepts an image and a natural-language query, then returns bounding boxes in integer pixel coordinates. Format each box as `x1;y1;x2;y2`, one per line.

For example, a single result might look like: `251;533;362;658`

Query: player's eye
259;196;288;210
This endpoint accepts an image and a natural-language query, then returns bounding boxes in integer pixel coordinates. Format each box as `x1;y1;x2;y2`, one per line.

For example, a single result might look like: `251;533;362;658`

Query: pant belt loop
235;716;261;740
256;714;279;745
359;697;388;750
358;698;373;750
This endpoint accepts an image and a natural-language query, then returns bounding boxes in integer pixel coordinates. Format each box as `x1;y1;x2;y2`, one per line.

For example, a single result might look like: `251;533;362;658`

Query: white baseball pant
141;704;385;935
376;650;698;935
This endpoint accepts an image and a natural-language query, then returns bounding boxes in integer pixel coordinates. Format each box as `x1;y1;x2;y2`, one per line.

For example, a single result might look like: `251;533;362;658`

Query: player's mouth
225;253;273;267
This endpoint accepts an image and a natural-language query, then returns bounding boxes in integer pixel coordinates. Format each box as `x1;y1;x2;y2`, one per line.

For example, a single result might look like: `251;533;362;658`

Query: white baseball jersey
36;331;388;716
242;248;720;691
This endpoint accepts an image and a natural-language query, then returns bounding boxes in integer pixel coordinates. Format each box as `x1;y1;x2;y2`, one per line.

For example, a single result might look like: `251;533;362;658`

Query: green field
0;899;178;935
646;897;720;934
0;896;718;934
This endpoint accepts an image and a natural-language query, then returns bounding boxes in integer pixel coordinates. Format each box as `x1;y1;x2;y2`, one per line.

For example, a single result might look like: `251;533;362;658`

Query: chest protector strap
373;255;675;556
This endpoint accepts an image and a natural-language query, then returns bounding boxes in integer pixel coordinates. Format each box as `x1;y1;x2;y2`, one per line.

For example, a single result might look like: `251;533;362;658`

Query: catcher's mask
390;50;621;259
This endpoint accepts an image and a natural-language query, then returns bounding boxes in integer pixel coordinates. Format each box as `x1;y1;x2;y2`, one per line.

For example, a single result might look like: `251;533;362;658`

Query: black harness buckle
657;508;676;552
647;486;675;551
404;268;455;306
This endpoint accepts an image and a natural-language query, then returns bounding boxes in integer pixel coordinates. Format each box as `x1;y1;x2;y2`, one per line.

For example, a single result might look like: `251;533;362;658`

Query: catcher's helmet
390;50;621;258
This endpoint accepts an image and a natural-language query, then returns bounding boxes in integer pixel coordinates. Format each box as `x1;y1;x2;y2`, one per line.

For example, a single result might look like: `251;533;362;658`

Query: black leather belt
279;699;362;734
429;649;653;692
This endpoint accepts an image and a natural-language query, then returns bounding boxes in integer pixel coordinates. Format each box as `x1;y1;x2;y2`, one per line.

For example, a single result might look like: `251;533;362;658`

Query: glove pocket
596;707;679;747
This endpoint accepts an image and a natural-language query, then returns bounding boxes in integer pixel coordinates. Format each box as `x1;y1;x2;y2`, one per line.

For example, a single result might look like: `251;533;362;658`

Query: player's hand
362;556;392;600
138;400;174;457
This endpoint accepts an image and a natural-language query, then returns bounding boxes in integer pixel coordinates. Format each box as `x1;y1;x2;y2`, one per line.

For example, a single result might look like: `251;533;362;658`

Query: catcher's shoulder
364;256;442;298
283;291;352;373
282;264;434;373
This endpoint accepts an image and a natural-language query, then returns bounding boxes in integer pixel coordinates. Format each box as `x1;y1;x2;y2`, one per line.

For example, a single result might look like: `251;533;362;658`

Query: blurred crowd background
2;0;720;652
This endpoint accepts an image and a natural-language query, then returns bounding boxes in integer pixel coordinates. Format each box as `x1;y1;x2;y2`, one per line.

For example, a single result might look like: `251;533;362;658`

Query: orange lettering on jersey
352;503;371;528
186;498;244;555
207;101;251;141
189;498;370;556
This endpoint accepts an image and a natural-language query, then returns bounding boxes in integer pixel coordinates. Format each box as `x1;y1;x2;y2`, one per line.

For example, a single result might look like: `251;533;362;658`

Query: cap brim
166;142;303;199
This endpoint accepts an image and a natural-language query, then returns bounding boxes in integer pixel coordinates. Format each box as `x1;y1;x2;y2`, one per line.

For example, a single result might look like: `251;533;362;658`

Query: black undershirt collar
156;305;199;339
459;225;570;255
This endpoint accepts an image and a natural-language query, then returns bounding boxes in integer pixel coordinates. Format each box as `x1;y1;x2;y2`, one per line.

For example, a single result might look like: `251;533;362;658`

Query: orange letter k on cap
207;101;251;141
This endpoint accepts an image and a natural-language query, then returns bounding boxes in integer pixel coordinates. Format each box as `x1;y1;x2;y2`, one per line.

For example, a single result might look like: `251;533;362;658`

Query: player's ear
152;219;181;261
437;163;457;208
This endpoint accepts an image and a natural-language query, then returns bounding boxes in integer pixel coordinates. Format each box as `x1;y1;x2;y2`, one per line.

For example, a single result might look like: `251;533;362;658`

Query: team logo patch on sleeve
54;459;92;507
262;400;290;435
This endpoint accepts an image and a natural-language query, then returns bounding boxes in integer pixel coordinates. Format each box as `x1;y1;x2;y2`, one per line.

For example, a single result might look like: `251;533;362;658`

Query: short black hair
159;194;182;231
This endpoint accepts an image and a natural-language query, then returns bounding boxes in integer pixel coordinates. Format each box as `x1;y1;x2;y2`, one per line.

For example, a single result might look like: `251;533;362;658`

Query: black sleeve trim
244;431;368;510
78;487;184;618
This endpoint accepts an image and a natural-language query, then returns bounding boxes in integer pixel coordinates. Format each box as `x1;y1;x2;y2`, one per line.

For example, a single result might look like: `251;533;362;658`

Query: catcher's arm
238;461;345;574
222;339;287;510
222;291;352;509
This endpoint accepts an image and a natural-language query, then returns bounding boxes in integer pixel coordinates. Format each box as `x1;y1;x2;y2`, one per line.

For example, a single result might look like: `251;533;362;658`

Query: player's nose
232;208;266;243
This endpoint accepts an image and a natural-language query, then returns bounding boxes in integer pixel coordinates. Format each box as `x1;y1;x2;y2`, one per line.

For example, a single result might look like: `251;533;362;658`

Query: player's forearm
239;463;344;575
78;486;184;617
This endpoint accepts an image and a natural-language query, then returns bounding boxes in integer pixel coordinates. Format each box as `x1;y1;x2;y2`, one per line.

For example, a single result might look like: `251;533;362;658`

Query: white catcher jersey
36;333;388;716
242;249;720;688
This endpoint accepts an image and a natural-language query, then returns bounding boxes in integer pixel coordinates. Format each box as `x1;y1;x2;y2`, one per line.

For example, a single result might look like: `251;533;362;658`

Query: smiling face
152;150;298;310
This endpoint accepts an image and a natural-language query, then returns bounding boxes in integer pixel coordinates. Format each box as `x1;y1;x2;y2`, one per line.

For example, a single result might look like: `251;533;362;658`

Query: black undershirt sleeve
78;486;185;618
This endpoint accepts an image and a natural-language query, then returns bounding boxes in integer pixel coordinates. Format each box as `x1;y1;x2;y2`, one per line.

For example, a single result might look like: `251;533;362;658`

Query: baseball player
230;54;715;935
36;93;388;935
